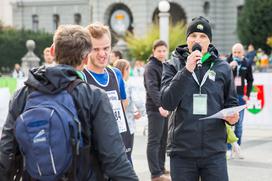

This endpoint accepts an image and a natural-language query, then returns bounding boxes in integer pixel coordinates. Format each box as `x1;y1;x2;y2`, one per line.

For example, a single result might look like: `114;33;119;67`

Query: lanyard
233;57;242;76
236;64;241;76
192;62;214;94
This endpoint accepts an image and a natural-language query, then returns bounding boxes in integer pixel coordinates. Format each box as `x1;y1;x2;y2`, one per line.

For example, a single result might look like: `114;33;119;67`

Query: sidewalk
133;123;272;181
227;125;272;181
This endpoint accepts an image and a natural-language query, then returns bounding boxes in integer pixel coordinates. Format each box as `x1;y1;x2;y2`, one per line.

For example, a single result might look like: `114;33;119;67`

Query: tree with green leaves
237;0;272;52
125;22;186;62
0;24;53;72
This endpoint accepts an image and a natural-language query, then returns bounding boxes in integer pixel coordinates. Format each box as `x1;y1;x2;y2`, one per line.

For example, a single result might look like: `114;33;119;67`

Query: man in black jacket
228;43;253;158
0;25;138;181
160;17;239;181
144;40;170;181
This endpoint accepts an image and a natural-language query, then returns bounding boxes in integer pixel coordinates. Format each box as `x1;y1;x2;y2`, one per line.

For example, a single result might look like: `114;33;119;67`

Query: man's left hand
134;111;141;119
224;112;239;125
242;95;248;101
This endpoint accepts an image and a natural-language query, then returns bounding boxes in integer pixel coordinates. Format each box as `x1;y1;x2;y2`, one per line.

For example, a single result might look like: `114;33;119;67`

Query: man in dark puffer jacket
161;16;239;181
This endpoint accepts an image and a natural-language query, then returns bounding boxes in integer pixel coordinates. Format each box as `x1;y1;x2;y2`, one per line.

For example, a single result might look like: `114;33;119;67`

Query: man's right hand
186;50;202;72
229;61;238;69
159;107;169;117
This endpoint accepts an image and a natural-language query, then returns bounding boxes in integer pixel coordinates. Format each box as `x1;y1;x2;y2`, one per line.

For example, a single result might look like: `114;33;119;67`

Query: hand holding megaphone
186;43;202;72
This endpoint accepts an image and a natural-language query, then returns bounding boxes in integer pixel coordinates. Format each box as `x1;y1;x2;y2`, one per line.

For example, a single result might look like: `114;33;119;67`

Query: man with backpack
0;25;138;181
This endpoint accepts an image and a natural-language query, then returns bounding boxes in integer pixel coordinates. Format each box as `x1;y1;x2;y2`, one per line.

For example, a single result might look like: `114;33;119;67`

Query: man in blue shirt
82;23;133;163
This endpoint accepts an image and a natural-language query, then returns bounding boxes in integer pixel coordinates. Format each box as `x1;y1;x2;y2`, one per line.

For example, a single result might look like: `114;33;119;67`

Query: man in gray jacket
0;25;138;181
161;16;239;181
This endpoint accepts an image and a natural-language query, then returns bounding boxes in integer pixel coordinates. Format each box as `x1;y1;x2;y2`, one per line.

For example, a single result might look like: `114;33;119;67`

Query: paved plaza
133;121;272;181
0;106;271;181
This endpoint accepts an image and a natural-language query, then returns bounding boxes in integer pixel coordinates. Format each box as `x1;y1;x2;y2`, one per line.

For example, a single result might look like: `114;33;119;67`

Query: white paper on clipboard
199;105;246;120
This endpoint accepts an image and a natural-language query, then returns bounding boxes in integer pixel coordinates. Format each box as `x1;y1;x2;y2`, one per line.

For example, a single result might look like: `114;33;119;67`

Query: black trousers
170;153;228;181
146;111;168;177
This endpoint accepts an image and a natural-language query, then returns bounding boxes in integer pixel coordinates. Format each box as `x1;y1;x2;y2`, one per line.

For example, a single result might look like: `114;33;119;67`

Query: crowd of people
223;44;272;73
0;15;265;181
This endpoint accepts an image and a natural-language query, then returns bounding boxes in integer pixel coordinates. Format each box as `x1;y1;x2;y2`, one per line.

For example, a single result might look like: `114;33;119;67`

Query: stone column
158;0;170;46
21;40;40;77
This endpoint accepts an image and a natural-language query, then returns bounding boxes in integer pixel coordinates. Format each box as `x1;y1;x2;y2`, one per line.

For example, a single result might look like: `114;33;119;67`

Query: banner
244;73;272;126
0;88;10;129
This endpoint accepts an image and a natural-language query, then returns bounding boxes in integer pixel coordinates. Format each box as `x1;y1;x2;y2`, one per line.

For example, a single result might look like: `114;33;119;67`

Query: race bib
106;90;127;133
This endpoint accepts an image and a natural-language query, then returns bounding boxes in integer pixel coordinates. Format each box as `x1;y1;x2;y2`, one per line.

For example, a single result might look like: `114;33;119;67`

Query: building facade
11;0;244;54
0;0;13;26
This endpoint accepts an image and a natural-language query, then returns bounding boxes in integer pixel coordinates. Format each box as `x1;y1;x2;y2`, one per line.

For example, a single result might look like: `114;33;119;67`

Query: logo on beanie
197;24;204;30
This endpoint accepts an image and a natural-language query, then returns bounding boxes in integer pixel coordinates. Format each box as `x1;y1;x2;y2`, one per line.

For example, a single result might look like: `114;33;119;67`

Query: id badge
234;76;242;86
209;70;216;81
193;94;207;115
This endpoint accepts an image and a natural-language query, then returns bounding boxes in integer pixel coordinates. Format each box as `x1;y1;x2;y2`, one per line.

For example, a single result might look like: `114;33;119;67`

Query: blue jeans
170;153;228;181
234;109;244;145
228;95;245;149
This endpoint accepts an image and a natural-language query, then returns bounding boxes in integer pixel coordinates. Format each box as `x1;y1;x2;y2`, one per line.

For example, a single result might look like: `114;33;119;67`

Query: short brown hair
43;47;50;54
86;23;111;40
152;40;167;50
112;50;123;59
53;25;92;67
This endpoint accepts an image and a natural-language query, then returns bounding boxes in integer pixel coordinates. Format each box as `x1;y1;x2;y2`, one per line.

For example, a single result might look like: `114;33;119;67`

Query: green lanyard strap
201;52;211;64
192;53;214;94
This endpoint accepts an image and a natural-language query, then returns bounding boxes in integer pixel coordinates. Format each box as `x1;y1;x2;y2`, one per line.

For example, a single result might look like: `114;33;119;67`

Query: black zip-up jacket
161;45;238;158
144;56;163;112
228;56;253;97
0;65;138;181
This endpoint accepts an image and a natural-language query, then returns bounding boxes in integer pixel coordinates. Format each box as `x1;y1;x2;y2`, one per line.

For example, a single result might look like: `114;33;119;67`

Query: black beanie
186;16;212;41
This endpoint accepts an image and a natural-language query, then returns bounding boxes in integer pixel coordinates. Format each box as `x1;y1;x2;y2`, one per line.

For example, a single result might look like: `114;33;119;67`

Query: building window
32;15;39;32
74;13;81;25
203;1;210;15
53;14;60;30
237;5;243;17
152;2;187;26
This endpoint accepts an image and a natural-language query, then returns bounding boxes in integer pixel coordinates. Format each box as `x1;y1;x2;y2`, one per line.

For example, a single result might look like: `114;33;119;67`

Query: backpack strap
9;151;23;181
67;79;84;94
9;86;32;181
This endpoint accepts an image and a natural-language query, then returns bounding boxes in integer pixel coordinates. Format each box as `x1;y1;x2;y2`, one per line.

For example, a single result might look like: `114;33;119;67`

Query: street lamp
158;0;170;46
